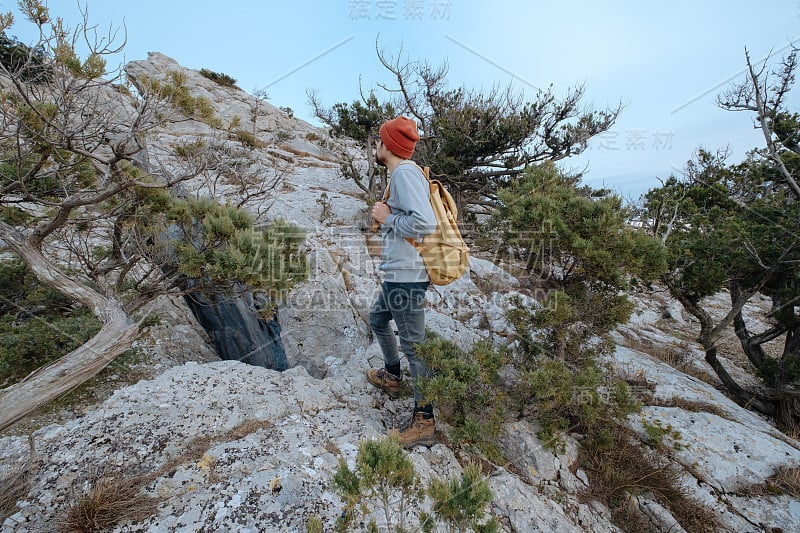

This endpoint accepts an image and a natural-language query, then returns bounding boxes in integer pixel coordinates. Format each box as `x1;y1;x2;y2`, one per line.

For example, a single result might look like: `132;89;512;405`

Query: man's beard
376;151;387;167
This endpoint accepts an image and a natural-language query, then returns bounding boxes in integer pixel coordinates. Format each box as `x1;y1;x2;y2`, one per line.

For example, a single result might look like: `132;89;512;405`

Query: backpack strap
396;162;431;248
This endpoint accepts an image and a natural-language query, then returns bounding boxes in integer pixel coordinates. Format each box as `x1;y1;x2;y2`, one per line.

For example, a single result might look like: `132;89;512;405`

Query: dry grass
278;144;315;159
625;336;691;368
55;419;272;532
769;466;800;498
1;463;34;521
580;426;718;533
616;366;656;403
266;149;295;164
329;249;355;293
60;470;158;533
651;397;729;418
623;335;719;386
1;434;36;521
744;466;800;498
162;419;271;472
225;419;271;441
302;160;339;168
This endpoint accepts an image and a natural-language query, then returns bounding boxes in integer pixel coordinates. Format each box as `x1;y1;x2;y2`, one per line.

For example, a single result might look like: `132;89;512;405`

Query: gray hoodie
379;162;437;282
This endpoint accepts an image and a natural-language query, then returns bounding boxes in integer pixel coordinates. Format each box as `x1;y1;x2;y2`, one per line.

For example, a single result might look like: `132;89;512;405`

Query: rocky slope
2;53;800;532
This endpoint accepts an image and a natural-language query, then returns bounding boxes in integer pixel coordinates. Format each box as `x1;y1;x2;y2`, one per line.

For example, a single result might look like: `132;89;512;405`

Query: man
367;115;438;448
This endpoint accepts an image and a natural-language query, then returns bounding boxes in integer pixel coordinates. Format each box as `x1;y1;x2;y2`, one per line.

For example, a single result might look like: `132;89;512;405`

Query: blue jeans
369;281;431;406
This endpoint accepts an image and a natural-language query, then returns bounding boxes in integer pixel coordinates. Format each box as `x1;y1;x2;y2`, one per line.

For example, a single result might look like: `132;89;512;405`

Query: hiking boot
389;412;436;448
366;368;402;398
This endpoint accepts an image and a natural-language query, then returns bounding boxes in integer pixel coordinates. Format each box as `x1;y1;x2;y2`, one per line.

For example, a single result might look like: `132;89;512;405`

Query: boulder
498;420;559;483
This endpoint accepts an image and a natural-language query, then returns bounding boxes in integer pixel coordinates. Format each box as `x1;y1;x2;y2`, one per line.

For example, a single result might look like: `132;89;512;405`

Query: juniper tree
0;2;306;430
313;42;621;218
480;162;664;443
643;47;800;430
488;162;667;329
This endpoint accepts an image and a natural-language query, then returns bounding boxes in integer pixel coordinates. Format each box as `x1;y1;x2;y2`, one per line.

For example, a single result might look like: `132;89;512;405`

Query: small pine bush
234;129;266;149
140;71;223;129
415;337;508;461
333;436;497;532
333;436;421;532
173;139;206;159
428;461;499;532
0;32;51;82
199;68;237;88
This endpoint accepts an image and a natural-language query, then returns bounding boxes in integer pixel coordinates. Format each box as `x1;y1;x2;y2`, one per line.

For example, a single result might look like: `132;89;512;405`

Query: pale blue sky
4;1;799;199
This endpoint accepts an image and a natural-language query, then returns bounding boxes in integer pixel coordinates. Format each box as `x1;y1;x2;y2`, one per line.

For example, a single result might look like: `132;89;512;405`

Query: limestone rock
499;420;559;483
488;470;619;533
469;256;521;289
632;406;800;493
623;495;687;533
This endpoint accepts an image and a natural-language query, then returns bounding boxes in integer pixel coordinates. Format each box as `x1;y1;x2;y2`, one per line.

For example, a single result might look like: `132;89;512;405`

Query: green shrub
275;130;292;142
416;337;508;461
416;327;640;454
173;139;206;158
500;289;640;447
643;419;684;451
140;70;222;128
0;32;51;82
0;259;101;387
228;115;242;131
199;68;238;88
316;192;332;223
233;129;266;149
305;515;323;533
428;461;498;533
333;436;421;532
333;437;496;533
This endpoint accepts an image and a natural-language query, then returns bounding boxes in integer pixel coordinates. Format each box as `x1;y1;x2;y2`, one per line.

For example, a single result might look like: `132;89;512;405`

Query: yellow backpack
376;162;470;285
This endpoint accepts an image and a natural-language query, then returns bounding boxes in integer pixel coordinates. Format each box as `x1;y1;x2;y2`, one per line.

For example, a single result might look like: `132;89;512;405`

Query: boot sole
370;384;400;398
401;436;437;448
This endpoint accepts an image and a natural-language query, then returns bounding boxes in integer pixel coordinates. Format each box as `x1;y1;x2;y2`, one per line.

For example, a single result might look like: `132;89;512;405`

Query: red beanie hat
379;116;419;159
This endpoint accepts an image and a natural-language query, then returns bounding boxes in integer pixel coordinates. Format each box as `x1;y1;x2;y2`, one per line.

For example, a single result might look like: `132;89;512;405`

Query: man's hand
371;201;392;224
